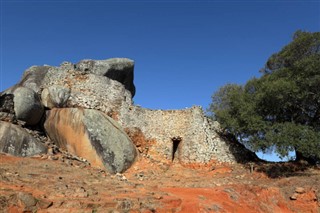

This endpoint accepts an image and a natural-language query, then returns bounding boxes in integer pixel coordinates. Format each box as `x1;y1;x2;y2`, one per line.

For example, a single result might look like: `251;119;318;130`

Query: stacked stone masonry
119;105;252;164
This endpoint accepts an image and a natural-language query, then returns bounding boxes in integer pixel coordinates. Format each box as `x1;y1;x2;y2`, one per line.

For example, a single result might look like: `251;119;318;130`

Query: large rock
44;108;137;173
12;87;44;125
3;66;51;95
75;58;135;96
0;121;47;156
42;62;133;117
41;85;71;108
1;87;44;125
18;66;51;94
2;59;135;118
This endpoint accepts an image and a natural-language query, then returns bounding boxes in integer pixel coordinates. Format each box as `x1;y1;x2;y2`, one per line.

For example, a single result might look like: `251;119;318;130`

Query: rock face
75;58;135;96
0;85;44;125
2;59;134;119
44;108;137;173
41;85;71;108
41;62;132;117
0;121;47;156
3;66;50;95
1;87;44;126
12;87;44;126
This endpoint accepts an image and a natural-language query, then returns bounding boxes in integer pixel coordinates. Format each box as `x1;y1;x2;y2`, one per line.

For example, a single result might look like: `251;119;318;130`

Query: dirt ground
0;152;319;213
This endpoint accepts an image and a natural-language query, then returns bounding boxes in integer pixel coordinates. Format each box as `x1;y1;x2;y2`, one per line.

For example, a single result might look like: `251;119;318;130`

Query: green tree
209;31;320;163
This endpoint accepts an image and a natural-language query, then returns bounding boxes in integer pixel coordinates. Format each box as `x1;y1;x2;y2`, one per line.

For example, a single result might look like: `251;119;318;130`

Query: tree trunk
295;150;304;162
295;149;318;165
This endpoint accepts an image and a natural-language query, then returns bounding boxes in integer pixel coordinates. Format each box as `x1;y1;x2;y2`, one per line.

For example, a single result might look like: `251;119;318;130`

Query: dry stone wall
119;105;255;164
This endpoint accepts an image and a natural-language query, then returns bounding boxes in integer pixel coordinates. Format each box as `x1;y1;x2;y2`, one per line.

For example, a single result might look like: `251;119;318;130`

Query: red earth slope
0;153;319;212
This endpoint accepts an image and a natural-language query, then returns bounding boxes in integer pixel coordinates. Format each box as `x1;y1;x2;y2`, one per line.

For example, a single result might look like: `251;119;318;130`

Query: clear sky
1;0;319;110
0;0;319;161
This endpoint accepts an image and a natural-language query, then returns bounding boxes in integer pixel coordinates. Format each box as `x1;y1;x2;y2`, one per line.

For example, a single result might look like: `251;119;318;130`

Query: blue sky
0;1;319;160
1;0;319;110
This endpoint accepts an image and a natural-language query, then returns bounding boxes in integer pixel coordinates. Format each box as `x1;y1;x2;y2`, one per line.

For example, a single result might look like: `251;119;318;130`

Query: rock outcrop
0;57;257;173
12;87;44;126
0;121;47;156
41;85;71;109
41;62;132;117
44;108;137;173
75;58;135;97
3;65;50;95
1;87;44;126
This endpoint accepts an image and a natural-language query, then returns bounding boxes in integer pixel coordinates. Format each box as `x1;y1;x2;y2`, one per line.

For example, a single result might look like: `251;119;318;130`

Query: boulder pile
0;58;256;173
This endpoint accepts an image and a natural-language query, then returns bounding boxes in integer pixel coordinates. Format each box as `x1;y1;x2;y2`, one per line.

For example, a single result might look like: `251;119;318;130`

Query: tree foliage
209;31;320;162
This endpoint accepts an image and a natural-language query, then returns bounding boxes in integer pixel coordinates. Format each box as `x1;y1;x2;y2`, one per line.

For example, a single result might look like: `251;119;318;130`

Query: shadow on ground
255;162;317;178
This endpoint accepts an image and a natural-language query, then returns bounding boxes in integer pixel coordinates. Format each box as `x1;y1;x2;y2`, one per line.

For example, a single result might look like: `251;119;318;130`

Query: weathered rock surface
44;108;137;173
18;65;51;94
119;106;256;164
1;87;44;125
12;87;44;125
41;85;71;108
0;121;47;156
3;58;134;118
3;66;51;95
42;68;132;117
0;94;16;123
75;58;135;96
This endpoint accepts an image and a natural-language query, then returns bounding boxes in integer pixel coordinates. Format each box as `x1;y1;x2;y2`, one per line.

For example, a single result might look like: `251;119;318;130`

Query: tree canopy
209;31;320;163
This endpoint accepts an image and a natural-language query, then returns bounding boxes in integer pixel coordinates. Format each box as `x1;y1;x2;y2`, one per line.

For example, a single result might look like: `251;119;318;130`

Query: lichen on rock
44;108;137;173
0;121;47;156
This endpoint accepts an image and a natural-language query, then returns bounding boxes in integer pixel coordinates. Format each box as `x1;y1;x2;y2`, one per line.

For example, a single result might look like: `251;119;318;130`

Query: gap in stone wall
171;136;182;162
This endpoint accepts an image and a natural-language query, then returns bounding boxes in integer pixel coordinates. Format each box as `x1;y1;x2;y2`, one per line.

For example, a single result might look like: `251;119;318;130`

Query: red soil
0;153;319;212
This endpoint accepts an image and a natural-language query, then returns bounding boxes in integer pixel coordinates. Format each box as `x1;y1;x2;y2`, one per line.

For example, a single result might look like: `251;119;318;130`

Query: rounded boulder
13;87;44;125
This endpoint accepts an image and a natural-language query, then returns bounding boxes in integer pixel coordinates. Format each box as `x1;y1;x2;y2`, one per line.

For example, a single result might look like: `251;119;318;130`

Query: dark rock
10;87;44;125
44;108;137;173
2;66;50;95
18;65;51;94
0;121;47;156
0;94;16;123
0;94;15;114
